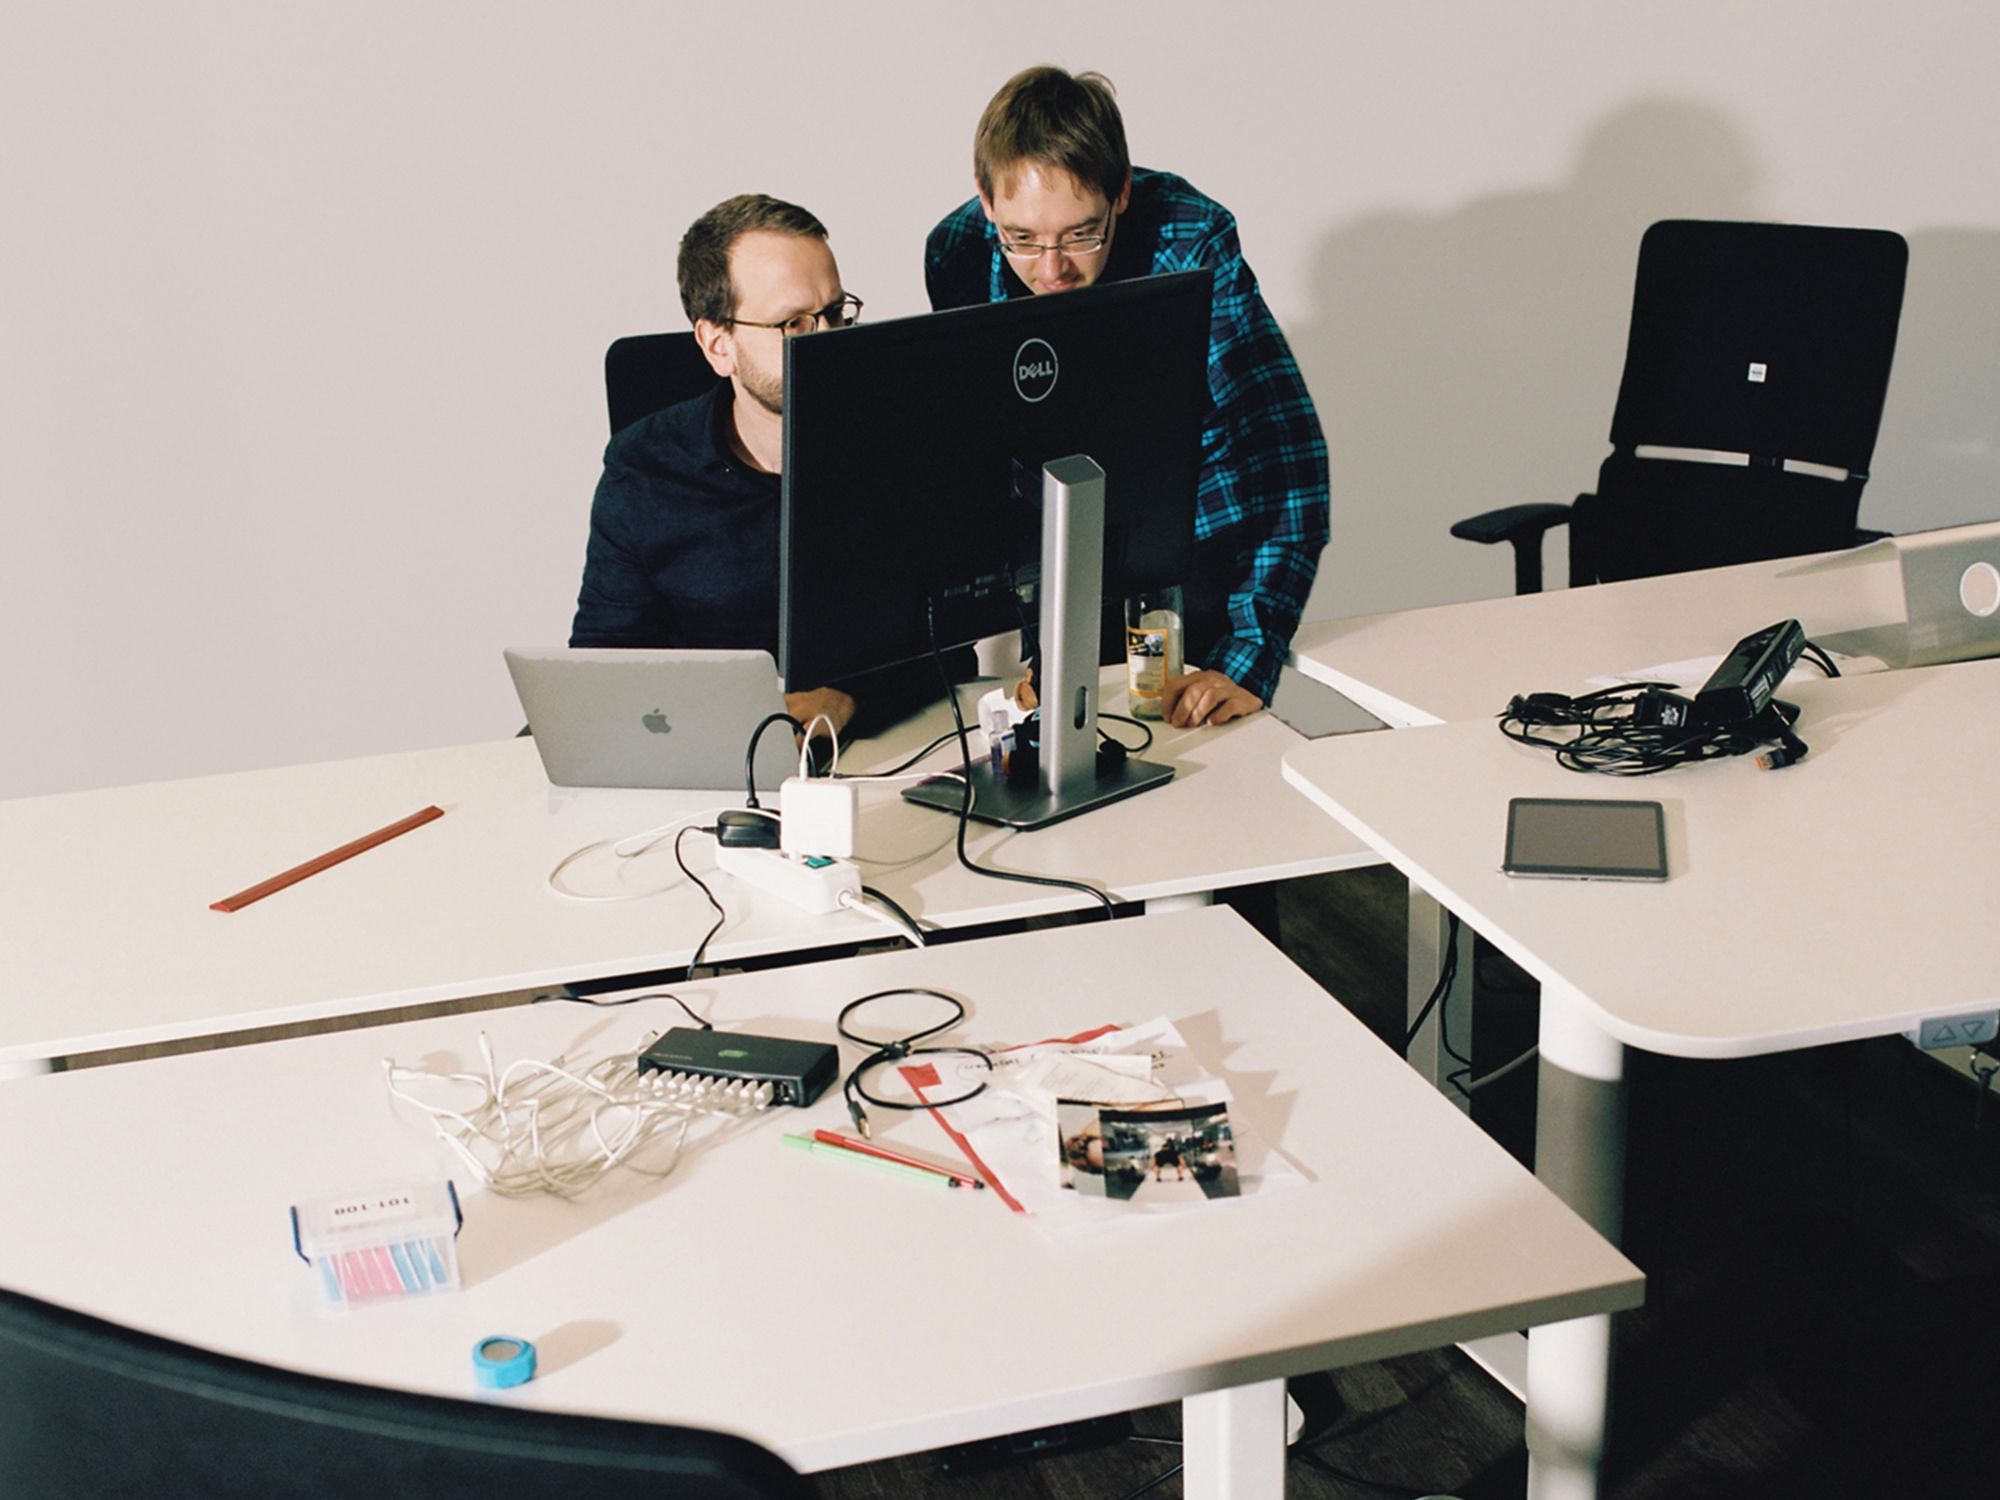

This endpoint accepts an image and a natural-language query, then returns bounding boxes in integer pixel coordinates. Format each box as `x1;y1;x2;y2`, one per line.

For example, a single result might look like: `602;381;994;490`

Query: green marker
781;1133;952;1188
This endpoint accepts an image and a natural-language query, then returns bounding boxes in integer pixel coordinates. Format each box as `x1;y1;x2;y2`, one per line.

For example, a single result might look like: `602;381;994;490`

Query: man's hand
1160;669;1261;727
785;686;857;741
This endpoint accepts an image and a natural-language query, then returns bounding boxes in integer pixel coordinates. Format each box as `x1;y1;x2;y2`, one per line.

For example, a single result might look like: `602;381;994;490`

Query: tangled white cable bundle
384;1031;773;1198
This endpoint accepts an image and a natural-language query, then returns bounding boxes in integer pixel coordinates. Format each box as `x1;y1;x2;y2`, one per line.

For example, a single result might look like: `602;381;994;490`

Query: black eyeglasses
727;294;864;338
996;215;1113;261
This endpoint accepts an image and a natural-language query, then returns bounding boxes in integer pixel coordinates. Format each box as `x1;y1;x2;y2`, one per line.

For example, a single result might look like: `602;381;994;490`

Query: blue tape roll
472;1335;537;1389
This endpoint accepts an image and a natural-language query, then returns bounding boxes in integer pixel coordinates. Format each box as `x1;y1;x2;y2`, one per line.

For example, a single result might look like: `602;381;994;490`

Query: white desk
1289;545;1908;727
0;907;1640;1496
1289;542;1923;1103
1282;657;2000;1498
0;671;1376;1070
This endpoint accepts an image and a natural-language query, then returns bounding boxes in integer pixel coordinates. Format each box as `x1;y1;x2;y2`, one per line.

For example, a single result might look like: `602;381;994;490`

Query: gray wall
8;2;2000;798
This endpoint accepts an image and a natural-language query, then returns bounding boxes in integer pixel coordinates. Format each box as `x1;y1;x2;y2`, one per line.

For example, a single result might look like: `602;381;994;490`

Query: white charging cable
798;713;841;778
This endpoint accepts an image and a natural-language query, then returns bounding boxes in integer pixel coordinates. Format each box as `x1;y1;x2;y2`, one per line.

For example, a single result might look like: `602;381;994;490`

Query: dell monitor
778;270;1213;828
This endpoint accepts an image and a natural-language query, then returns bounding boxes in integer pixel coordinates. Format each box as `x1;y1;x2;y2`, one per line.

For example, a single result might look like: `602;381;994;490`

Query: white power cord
837;886;927;948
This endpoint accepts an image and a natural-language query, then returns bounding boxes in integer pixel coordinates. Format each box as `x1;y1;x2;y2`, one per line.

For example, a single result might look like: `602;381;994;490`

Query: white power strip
713;845;862;915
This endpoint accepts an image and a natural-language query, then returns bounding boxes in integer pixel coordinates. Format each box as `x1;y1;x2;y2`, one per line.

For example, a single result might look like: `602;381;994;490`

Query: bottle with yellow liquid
1124;585;1185;720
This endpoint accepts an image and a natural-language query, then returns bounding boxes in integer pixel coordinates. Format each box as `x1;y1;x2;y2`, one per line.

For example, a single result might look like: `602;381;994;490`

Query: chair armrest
1449;503;1573;547
1449;502;1574;594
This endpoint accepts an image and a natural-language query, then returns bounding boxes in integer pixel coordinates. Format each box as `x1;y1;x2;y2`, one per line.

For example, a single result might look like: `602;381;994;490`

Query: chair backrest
606;331;726;437
1576;219;1908;584
0;1284;810;1500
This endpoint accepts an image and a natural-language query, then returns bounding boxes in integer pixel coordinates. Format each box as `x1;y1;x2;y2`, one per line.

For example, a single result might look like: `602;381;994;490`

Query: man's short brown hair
676;194;828;327
973;66;1130;205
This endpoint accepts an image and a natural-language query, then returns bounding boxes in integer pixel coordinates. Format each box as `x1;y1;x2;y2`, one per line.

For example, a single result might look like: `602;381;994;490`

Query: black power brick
1694;619;1806;725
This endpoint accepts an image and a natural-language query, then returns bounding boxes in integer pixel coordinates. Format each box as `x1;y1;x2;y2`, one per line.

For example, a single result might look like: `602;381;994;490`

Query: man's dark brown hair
973;66;1130;205
677;194;828;326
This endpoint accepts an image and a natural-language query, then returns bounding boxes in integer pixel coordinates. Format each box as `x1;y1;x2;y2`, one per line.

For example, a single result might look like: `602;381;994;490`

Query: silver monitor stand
903;455;1175;831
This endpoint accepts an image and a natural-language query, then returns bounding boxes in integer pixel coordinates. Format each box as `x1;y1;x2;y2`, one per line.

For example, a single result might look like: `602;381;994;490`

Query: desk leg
1146;891;1213;914
1407;885;1476;1108
1524;979;1626;1500
0;1058;55;1080
1182;1379;1287;1499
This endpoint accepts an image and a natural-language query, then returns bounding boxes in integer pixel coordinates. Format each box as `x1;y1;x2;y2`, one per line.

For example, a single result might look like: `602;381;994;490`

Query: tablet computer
1503;797;1668;882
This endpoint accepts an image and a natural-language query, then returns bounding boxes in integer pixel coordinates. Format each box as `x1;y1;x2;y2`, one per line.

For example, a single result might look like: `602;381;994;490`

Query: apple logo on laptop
641;708;672;735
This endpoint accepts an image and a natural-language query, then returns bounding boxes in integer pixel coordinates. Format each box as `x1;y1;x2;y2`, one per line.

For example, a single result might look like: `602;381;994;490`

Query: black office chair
1452;219;1908;592
606;331;727;436
0;1283;811;1500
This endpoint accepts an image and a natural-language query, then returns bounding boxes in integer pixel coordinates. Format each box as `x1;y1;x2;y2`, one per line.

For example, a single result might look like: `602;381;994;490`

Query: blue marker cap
472;1335;537;1389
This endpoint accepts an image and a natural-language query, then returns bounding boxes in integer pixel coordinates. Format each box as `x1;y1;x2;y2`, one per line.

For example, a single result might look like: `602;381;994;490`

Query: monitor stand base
902;757;1174;832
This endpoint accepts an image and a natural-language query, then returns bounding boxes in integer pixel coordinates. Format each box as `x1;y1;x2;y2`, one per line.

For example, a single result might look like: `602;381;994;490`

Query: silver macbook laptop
1793;519;2000;668
505;647;798;792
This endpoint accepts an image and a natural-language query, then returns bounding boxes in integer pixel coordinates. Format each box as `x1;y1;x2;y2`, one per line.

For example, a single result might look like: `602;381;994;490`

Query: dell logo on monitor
1013;338;1058;403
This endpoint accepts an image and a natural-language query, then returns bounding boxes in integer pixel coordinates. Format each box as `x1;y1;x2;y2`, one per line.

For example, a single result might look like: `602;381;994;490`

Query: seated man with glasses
926;67;1330;729
571;193;932;741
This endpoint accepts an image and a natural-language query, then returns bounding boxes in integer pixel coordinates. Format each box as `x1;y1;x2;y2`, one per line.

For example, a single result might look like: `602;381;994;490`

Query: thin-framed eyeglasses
996;215;1113;261
727;294;864;338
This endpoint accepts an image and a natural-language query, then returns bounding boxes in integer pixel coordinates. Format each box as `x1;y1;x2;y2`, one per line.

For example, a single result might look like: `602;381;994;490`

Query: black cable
742;712;805;808
1098;710;1153;754
836;987;991;1138
857;884;926;946
1403;912;1460;1053
1803;639;1841;678
924;600;1117;918
530;989;712;1030
675;825;727;982
1498;683;1806;775
1439;1022;1473;1074
1974;1056;1998;1133
1435;920;1472;1071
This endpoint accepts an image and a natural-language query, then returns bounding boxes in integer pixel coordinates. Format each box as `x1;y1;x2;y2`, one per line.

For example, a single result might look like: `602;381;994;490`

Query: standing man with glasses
571;193;923;740
926;66;1330;729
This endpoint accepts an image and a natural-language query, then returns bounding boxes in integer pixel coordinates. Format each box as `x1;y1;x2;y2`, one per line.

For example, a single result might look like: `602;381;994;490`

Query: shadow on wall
1292;99;1761;618
1873;227;2000;533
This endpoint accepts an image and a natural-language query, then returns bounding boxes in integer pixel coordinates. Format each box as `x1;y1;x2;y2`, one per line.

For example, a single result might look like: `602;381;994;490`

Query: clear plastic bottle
1124;585;1185;720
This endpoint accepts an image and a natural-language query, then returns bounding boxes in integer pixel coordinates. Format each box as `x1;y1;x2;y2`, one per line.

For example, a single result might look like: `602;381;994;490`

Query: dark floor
812;865;2000;1499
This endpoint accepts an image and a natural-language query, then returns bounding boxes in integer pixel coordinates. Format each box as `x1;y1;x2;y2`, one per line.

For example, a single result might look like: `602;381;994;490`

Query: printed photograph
1062;1099;1239;1203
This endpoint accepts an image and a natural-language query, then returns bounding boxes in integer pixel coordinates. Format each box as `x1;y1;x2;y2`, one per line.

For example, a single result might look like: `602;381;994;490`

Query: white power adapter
778;776;857;859
713;845;862;915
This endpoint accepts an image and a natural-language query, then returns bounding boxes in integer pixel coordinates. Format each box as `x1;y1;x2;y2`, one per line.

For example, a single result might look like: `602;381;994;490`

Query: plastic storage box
290;1180;463;1307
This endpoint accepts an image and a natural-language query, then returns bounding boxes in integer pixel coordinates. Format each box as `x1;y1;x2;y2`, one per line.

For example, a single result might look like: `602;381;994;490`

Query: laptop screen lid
505;647;798;792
